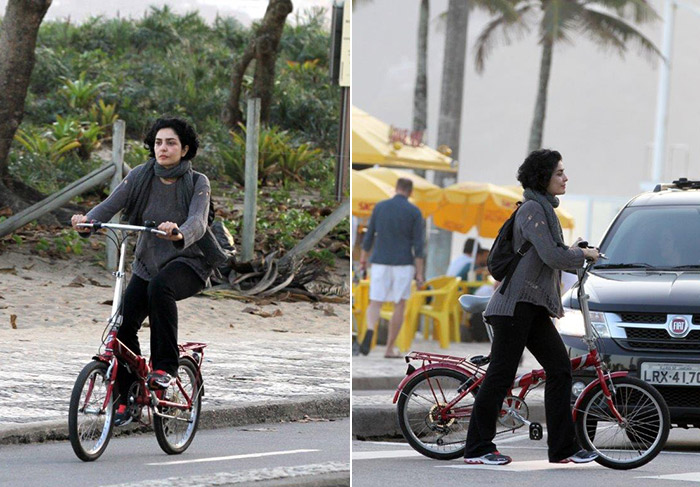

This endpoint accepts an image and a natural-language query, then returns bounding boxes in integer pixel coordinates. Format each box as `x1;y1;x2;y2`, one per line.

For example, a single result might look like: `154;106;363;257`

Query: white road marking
438;460;600;472
145;449;319;466
637;473;700;482
352;450;424;460
104;462;349;487
367;441;414;447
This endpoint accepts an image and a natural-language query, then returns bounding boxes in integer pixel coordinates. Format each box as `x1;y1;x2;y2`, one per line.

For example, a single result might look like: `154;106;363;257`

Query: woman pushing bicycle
71;117;213;427
463;149;600;466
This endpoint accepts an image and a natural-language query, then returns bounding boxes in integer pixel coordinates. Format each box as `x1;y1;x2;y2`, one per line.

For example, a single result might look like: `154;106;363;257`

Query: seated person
447;239;476;279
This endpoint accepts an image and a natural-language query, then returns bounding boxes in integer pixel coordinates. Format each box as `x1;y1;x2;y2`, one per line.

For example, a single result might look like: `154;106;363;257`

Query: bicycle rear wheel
68;360;115;461
396;368;474;460
154;358;202;454
574;376;670;470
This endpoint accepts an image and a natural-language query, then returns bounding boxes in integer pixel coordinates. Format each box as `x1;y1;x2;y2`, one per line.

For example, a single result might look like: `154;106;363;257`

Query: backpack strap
498;240;532;295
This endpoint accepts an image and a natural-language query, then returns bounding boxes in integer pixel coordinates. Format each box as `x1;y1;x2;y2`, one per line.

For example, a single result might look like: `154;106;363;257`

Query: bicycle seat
458;294;490;314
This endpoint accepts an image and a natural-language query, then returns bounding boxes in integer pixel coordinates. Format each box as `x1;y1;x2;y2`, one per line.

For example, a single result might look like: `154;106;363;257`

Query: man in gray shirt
359;178;425;358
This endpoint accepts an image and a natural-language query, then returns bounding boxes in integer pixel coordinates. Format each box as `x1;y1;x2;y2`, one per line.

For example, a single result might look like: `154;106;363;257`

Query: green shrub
16;9;339;191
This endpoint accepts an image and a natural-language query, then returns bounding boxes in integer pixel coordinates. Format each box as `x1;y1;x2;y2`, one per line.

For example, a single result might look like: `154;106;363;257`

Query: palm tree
428;0;518;277
474;0;659;153
413;0;429;135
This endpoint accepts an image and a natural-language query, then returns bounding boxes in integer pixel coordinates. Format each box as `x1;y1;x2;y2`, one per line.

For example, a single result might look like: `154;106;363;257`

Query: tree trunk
427;0;468;279
412;0;429;135
0;0;53;219
436;0;468;160
0;0;52;180
225;0;293;128
528;34;553;153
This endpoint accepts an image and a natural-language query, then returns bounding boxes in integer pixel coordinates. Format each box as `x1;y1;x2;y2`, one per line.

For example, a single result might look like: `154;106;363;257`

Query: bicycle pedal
529;422;543;440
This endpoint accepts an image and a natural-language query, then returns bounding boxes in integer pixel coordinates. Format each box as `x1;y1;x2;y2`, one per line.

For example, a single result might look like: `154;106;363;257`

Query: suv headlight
589;311;611;338
557;308;610;338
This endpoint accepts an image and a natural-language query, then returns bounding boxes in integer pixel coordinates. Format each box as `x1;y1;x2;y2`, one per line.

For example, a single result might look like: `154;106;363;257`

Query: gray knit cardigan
484;200;585;319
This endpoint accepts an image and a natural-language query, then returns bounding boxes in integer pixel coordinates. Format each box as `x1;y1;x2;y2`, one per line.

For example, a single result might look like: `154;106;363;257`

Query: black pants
463;302;580;462
116;261;204;400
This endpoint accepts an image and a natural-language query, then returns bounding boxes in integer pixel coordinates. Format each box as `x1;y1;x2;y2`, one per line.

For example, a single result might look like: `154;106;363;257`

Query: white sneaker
464;451;512;465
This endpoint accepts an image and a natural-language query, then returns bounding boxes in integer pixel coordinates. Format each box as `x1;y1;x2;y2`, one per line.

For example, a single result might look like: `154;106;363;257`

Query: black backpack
487;202;532;295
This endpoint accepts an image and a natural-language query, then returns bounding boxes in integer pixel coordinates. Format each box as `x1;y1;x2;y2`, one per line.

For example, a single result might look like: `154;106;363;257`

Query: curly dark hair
143;117;199;160
517;149;562;193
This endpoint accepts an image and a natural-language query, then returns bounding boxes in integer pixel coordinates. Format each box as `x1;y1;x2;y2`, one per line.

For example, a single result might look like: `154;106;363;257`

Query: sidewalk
0;250;350;445
352;336;545;439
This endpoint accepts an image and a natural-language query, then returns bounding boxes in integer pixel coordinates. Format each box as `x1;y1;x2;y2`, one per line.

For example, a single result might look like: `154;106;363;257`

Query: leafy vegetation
3;7;347;261
11;6;339;196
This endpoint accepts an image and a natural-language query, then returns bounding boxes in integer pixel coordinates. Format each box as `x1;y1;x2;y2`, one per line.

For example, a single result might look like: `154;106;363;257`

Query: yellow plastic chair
402;276;460;349
352;279;379;349
375;282;422;353
394;282;420;352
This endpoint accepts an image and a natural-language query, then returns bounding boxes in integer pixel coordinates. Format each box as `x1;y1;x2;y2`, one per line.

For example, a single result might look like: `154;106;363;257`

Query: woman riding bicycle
71;117;213;426
463;149;600;465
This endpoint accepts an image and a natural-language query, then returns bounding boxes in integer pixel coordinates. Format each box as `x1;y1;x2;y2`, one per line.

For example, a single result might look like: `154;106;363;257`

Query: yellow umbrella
432;182;521;238
352;106;456;172
362;167;442;217
504;185;575;230
351;169;395;218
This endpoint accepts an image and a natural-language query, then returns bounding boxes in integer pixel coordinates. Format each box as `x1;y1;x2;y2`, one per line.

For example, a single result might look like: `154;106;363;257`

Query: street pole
650;0;675;187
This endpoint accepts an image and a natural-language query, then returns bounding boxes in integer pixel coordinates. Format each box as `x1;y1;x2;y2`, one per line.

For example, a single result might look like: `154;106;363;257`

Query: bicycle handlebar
76;221;173;236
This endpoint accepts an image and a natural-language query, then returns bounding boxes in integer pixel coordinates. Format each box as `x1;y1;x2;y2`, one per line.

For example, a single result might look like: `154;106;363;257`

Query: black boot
360;329;374;355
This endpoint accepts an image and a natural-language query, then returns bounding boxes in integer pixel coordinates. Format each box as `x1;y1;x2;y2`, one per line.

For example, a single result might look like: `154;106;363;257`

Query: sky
354;0;700;251
0;0;332;25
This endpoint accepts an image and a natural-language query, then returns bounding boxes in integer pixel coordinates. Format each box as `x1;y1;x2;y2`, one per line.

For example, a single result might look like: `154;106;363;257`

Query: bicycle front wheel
68;360;115;461
396;368;474;460
574;376;670;470
154;358;202;454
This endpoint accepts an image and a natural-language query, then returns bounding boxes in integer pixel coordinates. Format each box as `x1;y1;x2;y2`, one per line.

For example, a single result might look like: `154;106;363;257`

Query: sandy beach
0;244;351;425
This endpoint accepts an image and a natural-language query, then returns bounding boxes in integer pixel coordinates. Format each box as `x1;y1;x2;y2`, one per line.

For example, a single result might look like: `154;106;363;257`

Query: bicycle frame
393;260;628;430
77;222;206;424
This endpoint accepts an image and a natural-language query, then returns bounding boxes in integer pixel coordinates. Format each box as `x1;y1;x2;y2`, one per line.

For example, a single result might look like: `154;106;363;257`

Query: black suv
558;179;700;428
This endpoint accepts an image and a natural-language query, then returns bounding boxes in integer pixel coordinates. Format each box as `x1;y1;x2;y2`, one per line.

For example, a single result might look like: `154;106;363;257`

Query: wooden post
107;120;125;270
241;98;261;262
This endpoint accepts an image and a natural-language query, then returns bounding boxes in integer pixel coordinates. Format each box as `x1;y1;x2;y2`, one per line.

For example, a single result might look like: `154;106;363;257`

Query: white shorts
369;264;414;303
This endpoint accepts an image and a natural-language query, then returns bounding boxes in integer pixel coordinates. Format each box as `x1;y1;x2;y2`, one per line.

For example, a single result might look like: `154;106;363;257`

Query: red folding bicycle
394;258;670;470
68;221;206;461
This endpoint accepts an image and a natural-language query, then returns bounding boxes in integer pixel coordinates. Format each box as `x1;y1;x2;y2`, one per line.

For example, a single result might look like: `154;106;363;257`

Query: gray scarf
523;188;565;247
123;158;193;226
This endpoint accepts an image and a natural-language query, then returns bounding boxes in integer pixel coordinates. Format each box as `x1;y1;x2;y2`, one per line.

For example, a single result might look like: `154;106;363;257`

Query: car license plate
641;362;700;386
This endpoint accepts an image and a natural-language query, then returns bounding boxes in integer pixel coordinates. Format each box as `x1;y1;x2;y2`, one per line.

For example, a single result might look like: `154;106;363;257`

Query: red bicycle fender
392;363;473;404
571;371;629;421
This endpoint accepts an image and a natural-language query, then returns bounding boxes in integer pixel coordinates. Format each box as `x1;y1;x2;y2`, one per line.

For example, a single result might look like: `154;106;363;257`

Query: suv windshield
597;206;700;269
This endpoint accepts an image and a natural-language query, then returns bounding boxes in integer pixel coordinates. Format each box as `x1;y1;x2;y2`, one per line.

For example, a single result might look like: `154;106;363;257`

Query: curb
352;376;404;391
0;394;350;446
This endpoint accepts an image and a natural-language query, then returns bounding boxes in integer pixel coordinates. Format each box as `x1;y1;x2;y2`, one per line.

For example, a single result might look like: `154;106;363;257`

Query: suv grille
655;386;700;409
617;327;700;352
620;313;666;324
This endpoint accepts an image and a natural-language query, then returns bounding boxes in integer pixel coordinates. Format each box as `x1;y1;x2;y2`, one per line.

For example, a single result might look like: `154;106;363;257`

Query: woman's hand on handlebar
582;247;600;262
157;221;183;241
71;214;89;233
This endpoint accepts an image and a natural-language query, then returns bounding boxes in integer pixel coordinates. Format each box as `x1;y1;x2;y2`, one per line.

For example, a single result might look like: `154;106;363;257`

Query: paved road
352;428;700;487
0;418;350;487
